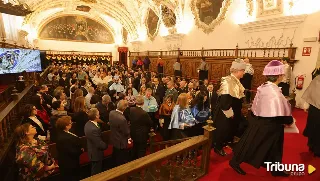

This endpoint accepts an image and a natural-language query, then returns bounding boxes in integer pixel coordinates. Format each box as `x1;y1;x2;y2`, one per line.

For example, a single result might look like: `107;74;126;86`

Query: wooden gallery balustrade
0;66;51;181
129;45;298;89
82;121;215;181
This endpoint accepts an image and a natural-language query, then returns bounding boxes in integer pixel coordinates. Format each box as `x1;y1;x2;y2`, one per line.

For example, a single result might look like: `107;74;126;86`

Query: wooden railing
0;67;50;181
129;44;297;60
82;123;215;181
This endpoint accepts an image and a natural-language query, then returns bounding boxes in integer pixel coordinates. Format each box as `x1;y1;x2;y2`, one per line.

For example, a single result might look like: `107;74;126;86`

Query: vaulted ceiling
18;0;180;41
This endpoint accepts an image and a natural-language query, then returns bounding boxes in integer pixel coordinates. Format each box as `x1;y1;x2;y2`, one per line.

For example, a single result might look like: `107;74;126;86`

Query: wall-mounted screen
0;48;42;74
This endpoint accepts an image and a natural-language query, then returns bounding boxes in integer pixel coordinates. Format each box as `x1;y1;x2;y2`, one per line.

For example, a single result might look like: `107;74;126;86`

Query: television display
0;48;42;74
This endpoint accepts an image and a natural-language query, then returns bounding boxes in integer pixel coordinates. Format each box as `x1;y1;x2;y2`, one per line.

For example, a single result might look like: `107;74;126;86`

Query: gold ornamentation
191;0;232;34
246;0;254;16
145;8;160;41
257;0;283;17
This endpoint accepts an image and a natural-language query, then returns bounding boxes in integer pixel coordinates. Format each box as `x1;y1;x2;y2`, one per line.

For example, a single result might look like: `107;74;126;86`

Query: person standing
240;58;254;103
84;108;108;176
143;89;159;130
130;96;153;160
165;81;179;103
229;60;294;177
302;75;320;157
109;100;131;167
56;116;83;181
157;57;164;79
197;58;209;81
213;58;246;156
279;58;292;96
173;58;182;77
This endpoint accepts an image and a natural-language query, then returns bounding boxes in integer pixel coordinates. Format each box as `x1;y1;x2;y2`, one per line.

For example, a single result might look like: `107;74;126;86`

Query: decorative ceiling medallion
160;4;176;28
191;0;232;34
257;0;283;17
145;8;160;41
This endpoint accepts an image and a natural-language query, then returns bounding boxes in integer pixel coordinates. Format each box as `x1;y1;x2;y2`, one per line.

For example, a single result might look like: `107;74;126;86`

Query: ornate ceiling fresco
38;15;115;43
14;0;235;43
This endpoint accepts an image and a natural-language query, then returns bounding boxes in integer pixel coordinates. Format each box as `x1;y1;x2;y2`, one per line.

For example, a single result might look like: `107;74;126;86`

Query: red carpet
199;109;320;181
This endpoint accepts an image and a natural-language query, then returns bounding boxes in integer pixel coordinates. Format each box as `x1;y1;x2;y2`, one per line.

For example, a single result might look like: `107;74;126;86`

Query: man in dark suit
206;84;218;117
84;108;108;176
132;72;140;91
165;81;179;102
152;78;165;104
56;116;83;181
79;79;88;96
130;96;153;160
109;100;131;167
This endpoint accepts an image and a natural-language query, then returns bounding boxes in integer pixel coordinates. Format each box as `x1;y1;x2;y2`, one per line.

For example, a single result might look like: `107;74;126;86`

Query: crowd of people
13;56;320;181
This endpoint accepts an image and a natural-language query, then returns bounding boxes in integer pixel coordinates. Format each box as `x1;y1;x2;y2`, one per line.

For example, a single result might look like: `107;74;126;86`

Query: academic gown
213;94;243;149
232;114;293;168
303;105;320;156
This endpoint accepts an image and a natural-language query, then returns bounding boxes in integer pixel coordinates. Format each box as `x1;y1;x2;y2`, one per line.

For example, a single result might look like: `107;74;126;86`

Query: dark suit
84;121;108;175
56;131;83;181
152;84;165;104
130;107;153;160
165;88;179;102
133;77;140;91
207;91;218;117
80;86;88;96
109;110;130;166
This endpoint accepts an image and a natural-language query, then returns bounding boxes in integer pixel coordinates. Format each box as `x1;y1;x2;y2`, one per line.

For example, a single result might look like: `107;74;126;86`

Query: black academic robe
303;105;320;156
232;113;293;168
213;94;243;149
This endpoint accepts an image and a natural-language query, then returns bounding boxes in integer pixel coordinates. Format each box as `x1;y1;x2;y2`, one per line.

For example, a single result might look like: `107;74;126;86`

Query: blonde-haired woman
15;123;57;181
168;93;196;139
72;96;89;137
71;89;83;112
139;85;147;96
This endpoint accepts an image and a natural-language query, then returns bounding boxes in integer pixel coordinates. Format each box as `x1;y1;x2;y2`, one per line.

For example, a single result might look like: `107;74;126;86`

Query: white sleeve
222;108;234;118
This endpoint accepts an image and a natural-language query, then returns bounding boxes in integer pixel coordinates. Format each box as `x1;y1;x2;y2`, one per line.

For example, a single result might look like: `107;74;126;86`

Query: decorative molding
239;14;307;32
130;40;142;52
163;33;185;51
257;0;283;17
246;0;254;16
245;35;293;48
191;0;232;34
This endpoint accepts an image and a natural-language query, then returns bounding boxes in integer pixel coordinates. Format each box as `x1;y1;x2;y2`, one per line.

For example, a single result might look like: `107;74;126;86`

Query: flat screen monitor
0;48;42;74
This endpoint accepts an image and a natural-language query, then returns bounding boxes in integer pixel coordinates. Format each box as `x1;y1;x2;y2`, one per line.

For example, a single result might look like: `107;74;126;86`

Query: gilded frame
145;8;160;41
257;0;283;17
191;0;232;34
